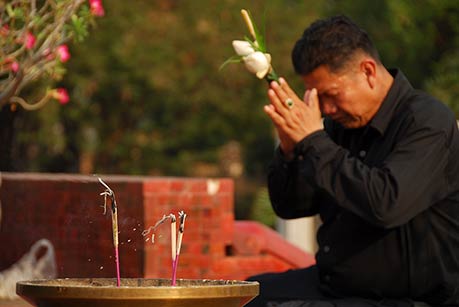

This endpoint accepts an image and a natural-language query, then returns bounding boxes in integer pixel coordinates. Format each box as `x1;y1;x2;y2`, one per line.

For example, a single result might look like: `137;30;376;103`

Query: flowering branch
0;0;104;111
220;9;279;83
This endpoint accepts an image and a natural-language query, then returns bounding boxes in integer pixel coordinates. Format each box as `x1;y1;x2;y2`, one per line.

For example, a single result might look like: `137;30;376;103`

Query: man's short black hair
292;15;381;75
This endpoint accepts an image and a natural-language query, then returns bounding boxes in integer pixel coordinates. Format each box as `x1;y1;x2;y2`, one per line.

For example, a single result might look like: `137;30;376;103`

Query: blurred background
1;0;459;227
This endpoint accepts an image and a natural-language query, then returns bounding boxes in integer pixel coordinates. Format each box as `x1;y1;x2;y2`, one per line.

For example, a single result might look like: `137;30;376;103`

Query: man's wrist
279;147;295;161
294;130;328;157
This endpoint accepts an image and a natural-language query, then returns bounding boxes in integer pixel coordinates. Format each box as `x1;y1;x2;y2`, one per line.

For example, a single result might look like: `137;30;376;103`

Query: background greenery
4;0;459;224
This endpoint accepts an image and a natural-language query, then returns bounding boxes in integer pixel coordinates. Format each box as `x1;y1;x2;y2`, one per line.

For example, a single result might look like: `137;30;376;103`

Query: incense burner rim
17;278;259;300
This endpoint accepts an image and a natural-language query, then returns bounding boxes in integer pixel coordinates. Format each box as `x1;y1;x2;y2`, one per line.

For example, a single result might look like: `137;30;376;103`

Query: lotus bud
243;51;271;79
232;40;255;56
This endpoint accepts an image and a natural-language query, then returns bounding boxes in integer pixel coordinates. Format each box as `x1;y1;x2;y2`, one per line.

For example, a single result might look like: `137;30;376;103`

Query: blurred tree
8;0;324;218
5;0;459;222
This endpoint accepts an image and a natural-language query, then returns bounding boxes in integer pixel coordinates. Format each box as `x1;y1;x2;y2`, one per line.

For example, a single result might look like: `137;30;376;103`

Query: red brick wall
142;178;234;279
0;173;314;281
0;173;145;278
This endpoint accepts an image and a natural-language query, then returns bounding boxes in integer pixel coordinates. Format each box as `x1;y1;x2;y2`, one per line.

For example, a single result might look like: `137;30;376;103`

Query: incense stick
176;211;186;256
172;211;186;286
142;211;187;286
170;214;177;285
112;207;120;287
98;177;121;287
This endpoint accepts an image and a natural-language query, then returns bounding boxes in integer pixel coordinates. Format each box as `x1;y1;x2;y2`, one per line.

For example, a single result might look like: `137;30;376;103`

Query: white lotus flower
220;9;279;82
243;51;271;79
232;40;255;56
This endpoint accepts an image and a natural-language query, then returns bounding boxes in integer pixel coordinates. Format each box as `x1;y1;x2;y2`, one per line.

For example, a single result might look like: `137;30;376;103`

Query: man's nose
321;101;337;115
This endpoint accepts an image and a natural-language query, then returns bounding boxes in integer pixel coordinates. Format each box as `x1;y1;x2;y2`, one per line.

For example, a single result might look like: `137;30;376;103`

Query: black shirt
267;70;459;306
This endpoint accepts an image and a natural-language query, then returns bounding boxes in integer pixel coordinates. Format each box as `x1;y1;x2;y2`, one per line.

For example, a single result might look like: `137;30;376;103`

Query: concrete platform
0;299;30;307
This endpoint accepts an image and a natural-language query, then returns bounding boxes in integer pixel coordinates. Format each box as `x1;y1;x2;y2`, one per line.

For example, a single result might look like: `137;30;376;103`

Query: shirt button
323;245;330;253
297;155;304;161
359;150;366;158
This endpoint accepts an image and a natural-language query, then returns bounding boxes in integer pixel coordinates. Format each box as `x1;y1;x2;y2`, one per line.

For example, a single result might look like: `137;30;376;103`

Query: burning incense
177;211;187;257
142;211;187;286
98;177;121;287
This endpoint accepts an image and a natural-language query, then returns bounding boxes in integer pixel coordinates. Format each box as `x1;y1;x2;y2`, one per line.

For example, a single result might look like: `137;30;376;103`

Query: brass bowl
17;278;259;307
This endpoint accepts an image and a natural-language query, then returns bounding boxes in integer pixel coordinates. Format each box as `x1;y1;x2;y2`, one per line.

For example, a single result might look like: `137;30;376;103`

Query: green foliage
426;53;459;115
68;7;91;42
251;187;277;228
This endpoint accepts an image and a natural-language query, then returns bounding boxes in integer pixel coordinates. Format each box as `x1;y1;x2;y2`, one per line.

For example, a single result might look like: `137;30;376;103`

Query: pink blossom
25;32;36;49
57;45;71;62
52;88;70;105
89;0;105;17
11;61;19;72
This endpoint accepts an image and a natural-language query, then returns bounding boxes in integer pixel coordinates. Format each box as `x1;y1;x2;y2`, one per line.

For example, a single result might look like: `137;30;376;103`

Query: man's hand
264;77;324;159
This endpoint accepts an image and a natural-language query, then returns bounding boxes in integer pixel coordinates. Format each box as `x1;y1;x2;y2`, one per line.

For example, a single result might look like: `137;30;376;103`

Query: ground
0;299;30;307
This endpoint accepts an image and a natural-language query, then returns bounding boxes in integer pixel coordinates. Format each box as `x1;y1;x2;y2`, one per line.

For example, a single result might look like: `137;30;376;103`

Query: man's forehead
302;68;341;92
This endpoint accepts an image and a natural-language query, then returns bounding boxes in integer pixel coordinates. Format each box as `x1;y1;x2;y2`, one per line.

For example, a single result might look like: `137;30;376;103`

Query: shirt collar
369;69;413;136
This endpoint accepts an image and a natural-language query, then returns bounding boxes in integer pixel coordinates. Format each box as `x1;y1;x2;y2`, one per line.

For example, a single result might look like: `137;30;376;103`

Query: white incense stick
172;211;186;286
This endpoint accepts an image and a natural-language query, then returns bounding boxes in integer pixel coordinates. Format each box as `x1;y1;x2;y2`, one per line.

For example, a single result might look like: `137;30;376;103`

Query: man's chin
336;119;363;129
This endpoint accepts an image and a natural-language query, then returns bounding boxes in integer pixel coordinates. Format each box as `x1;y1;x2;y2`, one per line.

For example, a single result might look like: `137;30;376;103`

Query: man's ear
360;59;377;89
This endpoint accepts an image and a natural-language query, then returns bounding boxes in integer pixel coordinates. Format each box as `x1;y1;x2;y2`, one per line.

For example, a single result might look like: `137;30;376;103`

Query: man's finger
271;80;296;111
263;104;286;128
268;88;291;117
309;88;320;110
279;77;298;102
303;89;311;106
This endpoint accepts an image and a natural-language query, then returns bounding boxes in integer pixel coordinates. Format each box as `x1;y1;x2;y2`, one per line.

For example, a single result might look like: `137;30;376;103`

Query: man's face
301;64;374;129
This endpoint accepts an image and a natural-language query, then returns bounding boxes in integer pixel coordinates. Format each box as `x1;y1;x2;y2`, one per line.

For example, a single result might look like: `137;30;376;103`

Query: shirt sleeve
292;120;450;229
267;132;323;219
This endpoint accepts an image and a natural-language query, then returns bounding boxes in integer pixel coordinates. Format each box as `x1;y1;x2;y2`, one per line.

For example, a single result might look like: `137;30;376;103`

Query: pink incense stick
170;214;177;286
171;255;179;286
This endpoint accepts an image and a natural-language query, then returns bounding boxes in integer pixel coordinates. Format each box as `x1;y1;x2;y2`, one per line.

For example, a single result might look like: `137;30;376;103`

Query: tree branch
9;93;52;111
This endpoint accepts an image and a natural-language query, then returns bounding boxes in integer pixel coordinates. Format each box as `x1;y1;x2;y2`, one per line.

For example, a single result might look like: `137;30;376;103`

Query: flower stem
265;69;279;83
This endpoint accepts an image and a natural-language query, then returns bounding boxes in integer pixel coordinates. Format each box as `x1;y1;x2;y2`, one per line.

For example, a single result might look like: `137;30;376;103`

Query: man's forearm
267;147;319;219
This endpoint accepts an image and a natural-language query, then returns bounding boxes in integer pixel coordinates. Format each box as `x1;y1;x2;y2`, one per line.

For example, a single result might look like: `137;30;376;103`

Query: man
247;15;459;307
